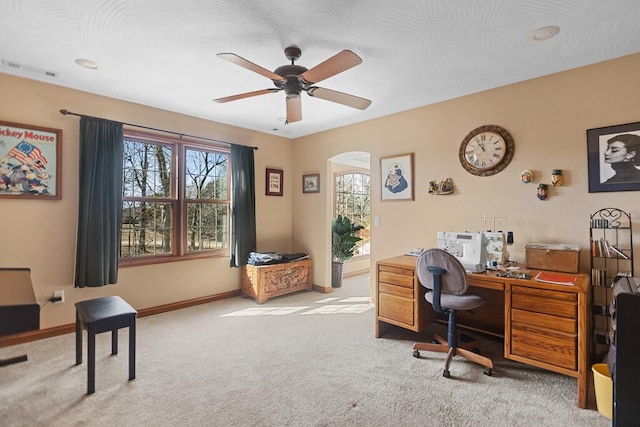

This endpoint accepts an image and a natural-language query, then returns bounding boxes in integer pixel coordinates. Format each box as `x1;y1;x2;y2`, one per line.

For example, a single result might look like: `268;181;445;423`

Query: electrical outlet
53;290;64;304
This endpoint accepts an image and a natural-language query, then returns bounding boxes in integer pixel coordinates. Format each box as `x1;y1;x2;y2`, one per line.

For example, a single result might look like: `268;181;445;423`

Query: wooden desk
0;268;40;366
375;255;591;409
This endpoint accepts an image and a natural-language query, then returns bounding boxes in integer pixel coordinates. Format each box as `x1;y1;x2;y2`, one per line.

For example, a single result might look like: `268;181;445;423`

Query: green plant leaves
331;214;364;262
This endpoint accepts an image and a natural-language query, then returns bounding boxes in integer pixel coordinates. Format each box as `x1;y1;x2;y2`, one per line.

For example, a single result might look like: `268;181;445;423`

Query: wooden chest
525;243;580;273
241;259;312;304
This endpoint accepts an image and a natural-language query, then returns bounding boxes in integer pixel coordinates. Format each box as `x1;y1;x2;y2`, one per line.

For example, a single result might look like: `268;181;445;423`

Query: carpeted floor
0;275;609;426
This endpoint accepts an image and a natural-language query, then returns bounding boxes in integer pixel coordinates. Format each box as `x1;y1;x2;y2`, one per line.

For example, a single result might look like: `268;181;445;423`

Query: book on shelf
592;239;606;257
591;238;630;259
609;244;630;259
534;271;577;286
591;268;610;287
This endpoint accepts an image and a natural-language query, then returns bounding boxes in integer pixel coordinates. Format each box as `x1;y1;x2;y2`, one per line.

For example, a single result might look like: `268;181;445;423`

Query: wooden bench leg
129;319;136;380
111;329;118;355
87;327;96;394
75;311;82;365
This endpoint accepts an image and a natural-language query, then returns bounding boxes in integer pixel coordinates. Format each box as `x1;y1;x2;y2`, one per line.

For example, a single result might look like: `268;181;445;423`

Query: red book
534;271;577;286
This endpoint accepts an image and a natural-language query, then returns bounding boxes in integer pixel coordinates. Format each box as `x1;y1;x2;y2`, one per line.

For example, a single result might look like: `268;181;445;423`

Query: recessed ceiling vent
1;59;58;78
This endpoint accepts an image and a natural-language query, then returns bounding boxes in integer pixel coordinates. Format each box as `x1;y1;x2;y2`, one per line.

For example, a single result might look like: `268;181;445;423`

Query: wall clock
458;125;515;176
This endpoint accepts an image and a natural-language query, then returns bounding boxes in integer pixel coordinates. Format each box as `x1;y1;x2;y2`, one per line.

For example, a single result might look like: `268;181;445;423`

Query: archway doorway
329;151;371;286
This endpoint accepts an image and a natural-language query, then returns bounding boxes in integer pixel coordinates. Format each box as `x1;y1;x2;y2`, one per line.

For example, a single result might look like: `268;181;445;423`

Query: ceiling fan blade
213;88;280;103
307;87;371;110
217;53;285;82
299;50;362;85
286;96;302;123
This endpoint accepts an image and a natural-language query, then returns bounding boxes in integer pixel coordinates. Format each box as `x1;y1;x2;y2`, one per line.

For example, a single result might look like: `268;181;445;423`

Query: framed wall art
302;173;320;193
587;121;640;193
380;152;414;201
266;168;283;196
0;120;62;199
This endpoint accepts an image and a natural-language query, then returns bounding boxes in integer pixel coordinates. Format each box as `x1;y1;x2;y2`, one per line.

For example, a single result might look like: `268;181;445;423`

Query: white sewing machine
485;231;507;265
437;231;488;272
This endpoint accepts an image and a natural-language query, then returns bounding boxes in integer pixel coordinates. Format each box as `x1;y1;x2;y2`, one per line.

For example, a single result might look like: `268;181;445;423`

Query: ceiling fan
213;46;371;124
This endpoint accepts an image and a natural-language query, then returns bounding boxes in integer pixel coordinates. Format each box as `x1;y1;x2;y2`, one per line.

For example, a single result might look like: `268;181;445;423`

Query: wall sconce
551;169;563;187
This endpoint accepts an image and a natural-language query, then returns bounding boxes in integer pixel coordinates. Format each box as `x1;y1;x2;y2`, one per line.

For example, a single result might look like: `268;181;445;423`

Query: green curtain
75;117;124;287
230;144;256;267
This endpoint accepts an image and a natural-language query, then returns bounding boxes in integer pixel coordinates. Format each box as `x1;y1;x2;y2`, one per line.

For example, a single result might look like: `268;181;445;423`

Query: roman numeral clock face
458;125;515;176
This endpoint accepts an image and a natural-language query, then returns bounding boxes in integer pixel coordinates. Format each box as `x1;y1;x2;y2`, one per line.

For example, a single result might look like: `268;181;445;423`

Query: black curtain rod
59;109;258;150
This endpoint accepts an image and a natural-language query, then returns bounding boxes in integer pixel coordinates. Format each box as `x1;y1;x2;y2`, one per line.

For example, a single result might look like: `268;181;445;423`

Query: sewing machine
485;231;507;265
436;231;488;272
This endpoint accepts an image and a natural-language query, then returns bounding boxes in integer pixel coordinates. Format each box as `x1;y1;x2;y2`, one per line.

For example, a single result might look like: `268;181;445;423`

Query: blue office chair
412;248;493;378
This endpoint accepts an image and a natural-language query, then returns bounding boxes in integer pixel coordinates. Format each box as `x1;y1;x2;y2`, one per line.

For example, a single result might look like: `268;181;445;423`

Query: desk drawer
509;285;578;371
511;320;576;370
378;292;414;326
511;308;575;334
512;286;576;319
378;270;414;288
379;282;413;299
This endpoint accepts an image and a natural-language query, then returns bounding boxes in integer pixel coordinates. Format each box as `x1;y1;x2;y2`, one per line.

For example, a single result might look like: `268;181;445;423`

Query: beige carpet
0;275;608;426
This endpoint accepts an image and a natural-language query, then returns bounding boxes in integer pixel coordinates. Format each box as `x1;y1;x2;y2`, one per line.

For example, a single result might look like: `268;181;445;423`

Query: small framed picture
302;173;320;193
380;153;414;201
266;168;283;196
587;121;640;193
0;120;62;199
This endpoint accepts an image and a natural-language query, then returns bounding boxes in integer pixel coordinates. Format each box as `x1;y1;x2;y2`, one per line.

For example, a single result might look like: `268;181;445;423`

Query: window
335;171;370;256
121;130;229;264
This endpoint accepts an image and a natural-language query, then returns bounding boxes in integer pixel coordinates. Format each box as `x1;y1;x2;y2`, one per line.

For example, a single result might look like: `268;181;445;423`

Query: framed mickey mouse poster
0;120;61;199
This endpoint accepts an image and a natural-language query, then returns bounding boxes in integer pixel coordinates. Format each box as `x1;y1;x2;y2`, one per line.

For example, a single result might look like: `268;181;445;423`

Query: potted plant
331;215;364;287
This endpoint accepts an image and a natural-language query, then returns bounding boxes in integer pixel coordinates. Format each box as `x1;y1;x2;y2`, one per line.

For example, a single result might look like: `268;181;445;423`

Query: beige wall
3;53;640;330
0;74;293;328
292;53;640;293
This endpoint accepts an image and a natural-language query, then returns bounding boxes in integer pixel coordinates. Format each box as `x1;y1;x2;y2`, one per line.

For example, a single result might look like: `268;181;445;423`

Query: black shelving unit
589;208;634;361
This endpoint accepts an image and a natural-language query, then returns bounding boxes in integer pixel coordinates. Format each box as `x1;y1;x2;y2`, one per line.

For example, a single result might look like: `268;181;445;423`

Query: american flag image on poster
7;141;48;169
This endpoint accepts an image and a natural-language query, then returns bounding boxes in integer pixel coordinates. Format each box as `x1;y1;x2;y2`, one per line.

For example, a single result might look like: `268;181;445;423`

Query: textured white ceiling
1;0;640;139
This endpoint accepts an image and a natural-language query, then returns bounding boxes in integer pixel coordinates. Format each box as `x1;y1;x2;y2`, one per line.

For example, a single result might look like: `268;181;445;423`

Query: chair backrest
416;248;468;295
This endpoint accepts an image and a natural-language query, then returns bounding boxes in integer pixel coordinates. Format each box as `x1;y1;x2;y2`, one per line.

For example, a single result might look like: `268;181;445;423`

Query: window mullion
176;144;186;256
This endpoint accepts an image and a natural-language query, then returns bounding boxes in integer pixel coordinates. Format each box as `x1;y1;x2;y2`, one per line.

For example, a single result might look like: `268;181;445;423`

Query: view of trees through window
184;147;228;252
335;172;370;256
121;133;229;261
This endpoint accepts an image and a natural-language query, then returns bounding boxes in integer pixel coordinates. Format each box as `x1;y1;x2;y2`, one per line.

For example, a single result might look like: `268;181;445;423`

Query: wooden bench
75;296;137;394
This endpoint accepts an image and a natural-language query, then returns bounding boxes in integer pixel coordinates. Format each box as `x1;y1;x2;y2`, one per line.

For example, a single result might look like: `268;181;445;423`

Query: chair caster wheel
413;350;420;358
443;369;451;378
484;368;492;376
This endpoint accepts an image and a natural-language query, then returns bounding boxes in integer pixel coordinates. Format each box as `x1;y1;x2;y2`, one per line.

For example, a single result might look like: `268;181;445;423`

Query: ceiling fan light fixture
214;46;371;122
529;26;560;43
